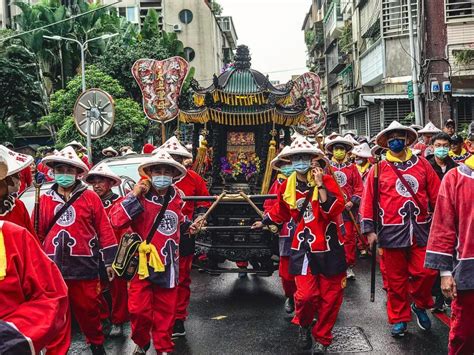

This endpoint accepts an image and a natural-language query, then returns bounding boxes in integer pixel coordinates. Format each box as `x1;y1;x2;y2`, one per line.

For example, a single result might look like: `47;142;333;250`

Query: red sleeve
351;165;364;203
263;179;279;212
265;180;291;225
1;223;69;352
360;165;376;234
192;171;211;210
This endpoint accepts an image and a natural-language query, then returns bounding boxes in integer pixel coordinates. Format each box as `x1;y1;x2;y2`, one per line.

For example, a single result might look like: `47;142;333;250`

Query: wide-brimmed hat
344;134;360;146
323;132;340;145
138;148;186;180
122;149;137;156
352;143;372;158
102;146;118;157
410;124;423;131
65;140;87;152
85;162;122;187
371;145;386;157
158;136;192;159
280;136;325;160
42;146;89;174
0;145;34;177
325;136;354;153
375;121;418;148
418;122;442;135
270;146;292;171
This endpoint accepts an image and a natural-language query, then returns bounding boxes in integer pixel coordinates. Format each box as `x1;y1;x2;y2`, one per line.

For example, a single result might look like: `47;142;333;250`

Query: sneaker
284;297;295;314
391;322;407;337
132;343;150;355
312;341;327;354
346;267;355;280
411;303;432;330
172;319;186;337
432;295;447;313
297;326;312;350
109;324;124;337
90;344;106;355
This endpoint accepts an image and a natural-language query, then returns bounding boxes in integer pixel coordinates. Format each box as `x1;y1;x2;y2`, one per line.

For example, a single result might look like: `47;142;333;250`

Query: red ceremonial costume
360;151;440;324
449;148;470;164
0;194;36;238
18;166;32;194
263;174;346;346
37;161;54;182
175;169;210;322
0;221;70;354
329;160;363;266
264;176;296;298
425;159;474;355
35;181;118;346
110;187;186;353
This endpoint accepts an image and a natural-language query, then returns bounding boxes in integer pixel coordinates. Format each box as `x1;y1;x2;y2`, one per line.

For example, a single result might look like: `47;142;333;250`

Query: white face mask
7;176;20;195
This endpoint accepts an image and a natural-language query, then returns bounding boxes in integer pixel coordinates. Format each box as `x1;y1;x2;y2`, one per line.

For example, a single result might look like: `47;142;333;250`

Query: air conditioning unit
173;24;182;32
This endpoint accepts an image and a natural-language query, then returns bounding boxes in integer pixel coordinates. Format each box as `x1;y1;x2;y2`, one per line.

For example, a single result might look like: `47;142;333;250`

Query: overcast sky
218;0;310;84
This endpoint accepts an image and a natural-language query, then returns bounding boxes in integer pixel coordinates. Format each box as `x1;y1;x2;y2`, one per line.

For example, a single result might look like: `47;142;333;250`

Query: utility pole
407;0;423;126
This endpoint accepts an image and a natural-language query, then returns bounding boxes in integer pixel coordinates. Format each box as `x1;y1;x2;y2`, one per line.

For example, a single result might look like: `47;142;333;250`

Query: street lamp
44;33;119;162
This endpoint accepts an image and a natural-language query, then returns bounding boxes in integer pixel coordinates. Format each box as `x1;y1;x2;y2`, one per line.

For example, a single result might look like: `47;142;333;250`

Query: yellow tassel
0;225;6;281
137;241;165;280
193;138;208;176
260;138;277;194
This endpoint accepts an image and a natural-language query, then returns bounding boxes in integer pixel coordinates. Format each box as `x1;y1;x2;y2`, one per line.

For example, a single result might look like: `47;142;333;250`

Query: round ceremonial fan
73;88;115;139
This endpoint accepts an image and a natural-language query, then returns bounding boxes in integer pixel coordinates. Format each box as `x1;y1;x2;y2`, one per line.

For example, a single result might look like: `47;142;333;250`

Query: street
70;258;449;354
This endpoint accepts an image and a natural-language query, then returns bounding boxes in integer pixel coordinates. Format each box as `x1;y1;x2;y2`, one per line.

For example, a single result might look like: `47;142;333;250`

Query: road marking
211;315;228;320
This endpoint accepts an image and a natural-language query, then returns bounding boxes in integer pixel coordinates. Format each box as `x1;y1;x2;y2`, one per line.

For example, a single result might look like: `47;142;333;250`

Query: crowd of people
0;117;473;355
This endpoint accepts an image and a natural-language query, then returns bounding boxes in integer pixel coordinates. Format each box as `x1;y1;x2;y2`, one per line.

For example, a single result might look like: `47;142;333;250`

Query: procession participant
352;142;372;183
37;147;55;182
66;140;92;169
426;132;457;180
252;136;346;353
413;122;442;157
35;146;118;355
449;135;470;163
102;146;119;159
325;136;363;279
263;146;297;313
110;149;194;355
0;221;70;355
158;136;211;337
467;124;474;153
0;145;36;237
360;121;440;337
410;124;423;133
3;142;33;194
443;118;456;137
85;162;130;337
424;125;474;355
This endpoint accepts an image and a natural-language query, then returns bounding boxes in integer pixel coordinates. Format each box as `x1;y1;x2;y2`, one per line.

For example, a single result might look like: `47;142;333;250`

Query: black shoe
172;319;186;337
432;295;447;313
109;323;124;337
297;326;312;350
90;344;106;355
132;343;150;354
284;297;295;314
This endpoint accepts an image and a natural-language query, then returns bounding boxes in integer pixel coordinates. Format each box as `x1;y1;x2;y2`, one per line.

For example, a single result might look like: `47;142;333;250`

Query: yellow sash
137;241;165;280
283;171;318;209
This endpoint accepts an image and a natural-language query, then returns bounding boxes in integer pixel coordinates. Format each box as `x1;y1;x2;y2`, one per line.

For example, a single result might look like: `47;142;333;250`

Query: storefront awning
361;94;408;103
452;93;474;98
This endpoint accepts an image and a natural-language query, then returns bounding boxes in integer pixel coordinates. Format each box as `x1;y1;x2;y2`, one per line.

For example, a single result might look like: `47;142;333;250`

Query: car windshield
107;161;141;182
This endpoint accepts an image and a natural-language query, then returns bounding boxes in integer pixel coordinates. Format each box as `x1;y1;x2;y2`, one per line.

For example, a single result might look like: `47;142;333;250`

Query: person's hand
367;232;377;249
106;266;115;282
133;179;150;197
441;275;457;299
345;201;354;210
251;221;264;229
312;167;324;186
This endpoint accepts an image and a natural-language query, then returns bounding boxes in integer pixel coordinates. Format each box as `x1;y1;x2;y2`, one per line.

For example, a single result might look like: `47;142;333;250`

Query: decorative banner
132;56;189;123
290;72;326;136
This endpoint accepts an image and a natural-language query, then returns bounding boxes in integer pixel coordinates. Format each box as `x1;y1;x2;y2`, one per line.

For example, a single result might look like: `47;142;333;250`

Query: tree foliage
141;8;160;41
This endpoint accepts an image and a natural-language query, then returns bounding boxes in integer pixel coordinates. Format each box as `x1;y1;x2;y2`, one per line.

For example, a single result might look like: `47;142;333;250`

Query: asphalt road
70;257;449;354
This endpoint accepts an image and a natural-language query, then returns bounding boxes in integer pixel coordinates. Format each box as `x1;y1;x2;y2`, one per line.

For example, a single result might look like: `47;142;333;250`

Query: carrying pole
370;158;379;302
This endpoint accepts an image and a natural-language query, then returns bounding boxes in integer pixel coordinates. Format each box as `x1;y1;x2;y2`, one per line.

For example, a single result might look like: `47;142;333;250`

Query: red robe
110;186;186;288
18;166;32;195
425;163;474;290
0;221;69;353
176;169;211;220
360;154;440;248
35;182;118;280
0;195;36;239
37;161;54;182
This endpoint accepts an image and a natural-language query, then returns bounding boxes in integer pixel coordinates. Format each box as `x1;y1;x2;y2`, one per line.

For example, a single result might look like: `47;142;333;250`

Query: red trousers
65;279;104;345
292;270;345;346
449;290;474;355
383;245;437;324
356;230;368;251
343;221;356;266
45;307;71;354
110;278;129;324
175;255;194;321
128;277;178;352
279;256;296;298
379;248;389;291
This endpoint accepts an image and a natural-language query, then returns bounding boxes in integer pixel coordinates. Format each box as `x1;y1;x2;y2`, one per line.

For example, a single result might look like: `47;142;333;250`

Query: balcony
326;42;348;74
323;0;344;47
217;16;238;49
360;39;384;86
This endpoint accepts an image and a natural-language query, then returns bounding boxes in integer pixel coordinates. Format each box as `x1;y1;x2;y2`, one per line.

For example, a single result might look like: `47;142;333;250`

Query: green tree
211;1;223;15
141;8;160;41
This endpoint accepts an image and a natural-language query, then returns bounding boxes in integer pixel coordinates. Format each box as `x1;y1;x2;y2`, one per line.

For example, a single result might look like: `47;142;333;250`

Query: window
445;0;474;23
179;9;193;24
183;47;195;62
381;0;417;38
126;7;138;23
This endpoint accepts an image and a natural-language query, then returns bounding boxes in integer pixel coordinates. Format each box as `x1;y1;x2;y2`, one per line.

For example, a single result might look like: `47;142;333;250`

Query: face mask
55;174;76;188
7;176;20;194
333;149;346;161
280;165;294;177
355;159;364;166
292;160;311;174
388;138;405;153
152;175;173;190
434;147;449;159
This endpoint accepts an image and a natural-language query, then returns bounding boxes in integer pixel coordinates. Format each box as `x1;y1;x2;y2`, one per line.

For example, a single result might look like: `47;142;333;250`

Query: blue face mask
280;165;294;177
152;175;173;190
434;147;449;159
388;138;406;153
55;174;76;188
292;159;311;174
